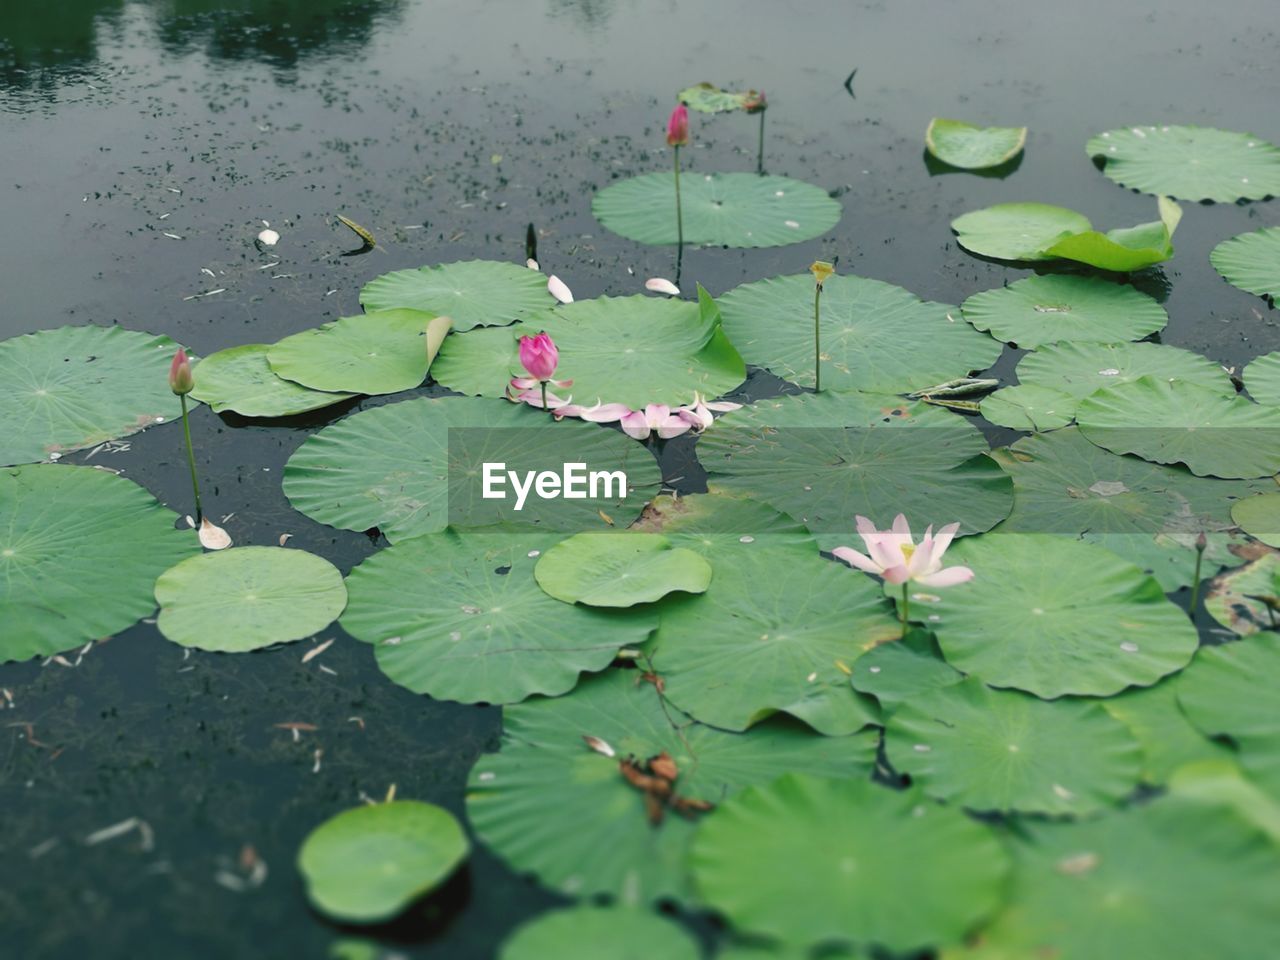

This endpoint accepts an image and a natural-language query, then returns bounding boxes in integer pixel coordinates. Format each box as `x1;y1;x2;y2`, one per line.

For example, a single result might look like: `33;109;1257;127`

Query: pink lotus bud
518;332;559;381
169;347;194;395
743;90;767;114
666;103;690;147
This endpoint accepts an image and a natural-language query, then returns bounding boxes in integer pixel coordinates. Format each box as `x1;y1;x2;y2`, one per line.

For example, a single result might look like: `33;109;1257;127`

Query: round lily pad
267;310;451;396
643;496;896;734
592;172;841;248
189;343;355;418
533;532;711;607
699;392;1013;551
717;273;1000;393
297;800;469;923
341;530;655;704
154;546;347;651
0;325;193;466
885;677;1142;815
358;259;553;332
1232;494;1280;548
1177;634;1280;797
974;799;1280;958
1203;554;1280;637
0;464;199;662
431;288;745;410
689;774;1010;953
500;906;700;960
1213;227;1280;300
924;534;1199;698
1103;682;1228;785
1077;376;1280;479
950;203;1091;262
1087;125;1280;202
1168;758;1280;844
926;118;1026;170
678;82;751;113
283;397;660;543
848;632;964;707
466;669;878;904
980;384;1075;432
961;275;1167;348
1244;350;1280;407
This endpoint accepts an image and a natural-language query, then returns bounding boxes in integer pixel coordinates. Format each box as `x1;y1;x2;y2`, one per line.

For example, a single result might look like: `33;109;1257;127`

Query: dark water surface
2;1;1278;957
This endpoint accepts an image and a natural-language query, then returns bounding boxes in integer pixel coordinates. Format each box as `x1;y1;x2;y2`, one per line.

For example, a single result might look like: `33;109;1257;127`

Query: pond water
2;1;1278;957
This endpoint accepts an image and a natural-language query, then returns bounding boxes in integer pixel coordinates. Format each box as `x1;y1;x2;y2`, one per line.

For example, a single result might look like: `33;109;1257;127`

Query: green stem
813;283;822;392
540;380;548;412
1189;548;1204;616
900;582;909;639
673;144;684;254
756;110;765;175
179;393;203;523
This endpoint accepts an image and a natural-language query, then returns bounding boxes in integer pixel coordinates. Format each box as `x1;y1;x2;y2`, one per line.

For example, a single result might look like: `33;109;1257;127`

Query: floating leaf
1103;681;1229;785
297;801;468;923
1077;376;1280;479
1212;227;1280;300
359;259;554;332
689;774;1010;953
283;397;659;543
677;82;751;113
980;384;1075;432
1243;350;1280;406
1169;758;1280;844
950;202;1091;261
432;288;745;409
592;172;840;248
975;799;1280;957
154;546;347;652
466;669;877;904
960;275;1166;348
267;310;451;396
638;494;895;734
1233;494;1280;548
341;530;655;704
0;325;193;466
717;273;999;393
885;677;1142;815
533;532;711;607
499;906;700;960
925;118;1026;170
1041;196;1182;272
0;464;199;662
848;631;963;706
698;392;1013;551
923;534;1198;698
1203;554;1280;636
189;344;355;417
1087;125;1280;202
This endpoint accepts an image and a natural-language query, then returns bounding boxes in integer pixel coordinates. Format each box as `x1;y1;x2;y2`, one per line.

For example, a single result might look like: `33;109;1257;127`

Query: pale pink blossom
620;404;693;440
676;392;741;432
833;514;974;588
644;277;680;296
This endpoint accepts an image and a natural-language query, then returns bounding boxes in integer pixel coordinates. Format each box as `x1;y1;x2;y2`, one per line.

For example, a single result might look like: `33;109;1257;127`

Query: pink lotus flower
621;404;693;440
743;89;767;114
169;347;194;395
519;332;558;380
666;104;690;147
675;392;741;432
833;514;974;588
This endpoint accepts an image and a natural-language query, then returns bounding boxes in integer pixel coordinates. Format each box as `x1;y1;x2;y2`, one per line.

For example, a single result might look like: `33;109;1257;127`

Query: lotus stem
756;110;765;175
1189;533;1207;616
540;380;549;413
179;393;203;523
900;582;909;638
813;283;823;392
673;144;684;256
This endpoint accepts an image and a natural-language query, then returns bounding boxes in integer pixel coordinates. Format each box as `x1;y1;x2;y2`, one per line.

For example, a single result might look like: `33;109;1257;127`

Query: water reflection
545;0;617;32
0;0;123;86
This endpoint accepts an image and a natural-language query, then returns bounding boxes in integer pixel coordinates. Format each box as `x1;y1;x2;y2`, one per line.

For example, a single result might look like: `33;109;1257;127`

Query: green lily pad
341;530;655;704
848;631;964;707
1077;376;1280;479
976;798;1280;958
358;259;553;332
1103;681;1229;785
0;325;194;466
466;669;878;904
1041;197;1182;272
717;273;1000;393
592;172;841;248
950;202;1092;262
297;800;468;923
885;677;1142;815
699;392;1013;551
1244;350;1280;406
266;310;451;396
500;906;700;960
923;534;1198;698
678;82;751;113
0;464;199;662
640;494;896;734
980;384;1075;432
283;397;660;543
533;532;711;607
1233;494;1280;548
961;275;1167;348
1212;227;1280;300
1087;125;1280;202
925;118;1026;170
1204;553;1280;637
189;343;355;418
1178;634;1280;796
689;774;1010;953
1169;758;1280;844
431;288;746;409
155;546;347;651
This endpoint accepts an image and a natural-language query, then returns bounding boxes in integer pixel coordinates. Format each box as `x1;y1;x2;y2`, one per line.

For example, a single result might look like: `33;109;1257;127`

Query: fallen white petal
199;518;233;551
526;258;540;270
257;228;280;246
644;277;680;296
548;275;574;304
